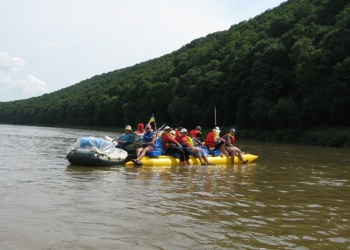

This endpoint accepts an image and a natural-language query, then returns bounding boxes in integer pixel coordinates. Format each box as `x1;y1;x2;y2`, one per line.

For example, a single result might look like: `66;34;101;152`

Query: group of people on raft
115;123;247;166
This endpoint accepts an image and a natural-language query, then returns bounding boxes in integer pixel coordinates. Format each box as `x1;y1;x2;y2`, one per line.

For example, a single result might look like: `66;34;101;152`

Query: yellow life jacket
187;136;195;146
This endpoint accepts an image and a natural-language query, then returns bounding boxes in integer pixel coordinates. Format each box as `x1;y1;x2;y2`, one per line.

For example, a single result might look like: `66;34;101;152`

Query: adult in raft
205;126;226;157
177;128;214;166
175;127;182;138
223;128;248;164
131;124;157;165
161;126;190;166
136;123;145;136
116;125;135;149
189;126;203;143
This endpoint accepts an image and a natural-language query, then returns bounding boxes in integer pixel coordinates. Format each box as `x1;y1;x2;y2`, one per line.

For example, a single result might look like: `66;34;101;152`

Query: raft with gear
124;136;258;166
66;137;128;166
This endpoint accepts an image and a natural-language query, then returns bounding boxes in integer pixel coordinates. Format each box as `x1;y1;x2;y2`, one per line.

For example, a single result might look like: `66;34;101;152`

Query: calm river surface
0;124;349;250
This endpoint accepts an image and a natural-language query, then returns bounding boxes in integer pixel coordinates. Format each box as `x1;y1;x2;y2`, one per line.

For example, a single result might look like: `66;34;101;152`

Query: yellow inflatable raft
125;153;258;166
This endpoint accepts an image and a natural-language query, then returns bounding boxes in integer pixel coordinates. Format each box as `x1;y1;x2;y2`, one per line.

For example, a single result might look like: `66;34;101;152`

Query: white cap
170;130;176;135
164;126;171;130
180;128;188;133
125;125;132;130
213;126;220;132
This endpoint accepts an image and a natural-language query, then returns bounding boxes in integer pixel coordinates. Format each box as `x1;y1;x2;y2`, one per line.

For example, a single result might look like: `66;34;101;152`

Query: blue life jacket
142;131;155;143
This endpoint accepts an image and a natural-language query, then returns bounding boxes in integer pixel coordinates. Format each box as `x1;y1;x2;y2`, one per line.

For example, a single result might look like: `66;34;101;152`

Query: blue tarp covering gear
79;137;112;149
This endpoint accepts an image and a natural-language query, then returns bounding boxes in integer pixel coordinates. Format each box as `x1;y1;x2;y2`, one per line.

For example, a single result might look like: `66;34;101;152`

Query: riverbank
2;123;350;148
236;127;350;148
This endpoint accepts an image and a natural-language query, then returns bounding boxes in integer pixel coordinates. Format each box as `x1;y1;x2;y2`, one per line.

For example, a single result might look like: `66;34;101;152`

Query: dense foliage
1;0;350;146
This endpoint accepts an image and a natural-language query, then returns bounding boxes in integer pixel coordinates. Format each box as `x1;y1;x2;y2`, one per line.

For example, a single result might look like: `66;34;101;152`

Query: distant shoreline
1;123;349;148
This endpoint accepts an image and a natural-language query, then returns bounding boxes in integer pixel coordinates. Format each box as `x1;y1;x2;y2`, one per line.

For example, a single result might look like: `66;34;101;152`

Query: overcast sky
0;0;286;102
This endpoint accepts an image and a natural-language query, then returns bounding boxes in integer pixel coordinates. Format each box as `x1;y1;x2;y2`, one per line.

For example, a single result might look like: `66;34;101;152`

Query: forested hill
1;0;350;146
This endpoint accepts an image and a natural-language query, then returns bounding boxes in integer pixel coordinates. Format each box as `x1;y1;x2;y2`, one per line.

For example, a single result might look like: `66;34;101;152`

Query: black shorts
214;141;224;150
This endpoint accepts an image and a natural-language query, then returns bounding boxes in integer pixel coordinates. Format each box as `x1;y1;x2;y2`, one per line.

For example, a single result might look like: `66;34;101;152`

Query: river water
0;124;349;250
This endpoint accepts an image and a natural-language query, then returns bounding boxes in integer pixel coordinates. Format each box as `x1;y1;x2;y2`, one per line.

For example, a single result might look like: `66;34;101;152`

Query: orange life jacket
161;132;178;150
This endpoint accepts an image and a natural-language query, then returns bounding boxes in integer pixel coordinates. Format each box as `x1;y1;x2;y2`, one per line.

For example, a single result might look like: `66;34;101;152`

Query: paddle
151;123;166;138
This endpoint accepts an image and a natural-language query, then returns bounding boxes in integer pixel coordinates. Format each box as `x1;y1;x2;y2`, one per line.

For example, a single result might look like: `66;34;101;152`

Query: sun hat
145;124;152;129
125;125;132;130
180;128;188;133
230;128;236;133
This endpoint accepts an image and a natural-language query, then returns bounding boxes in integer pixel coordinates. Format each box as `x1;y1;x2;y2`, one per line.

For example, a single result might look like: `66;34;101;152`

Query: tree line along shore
0;0;349;148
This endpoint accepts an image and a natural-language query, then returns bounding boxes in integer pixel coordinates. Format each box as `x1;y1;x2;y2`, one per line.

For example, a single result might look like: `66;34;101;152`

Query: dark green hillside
1;0;350;147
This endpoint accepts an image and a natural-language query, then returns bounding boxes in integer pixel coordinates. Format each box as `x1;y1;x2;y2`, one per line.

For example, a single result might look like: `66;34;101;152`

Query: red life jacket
223;133;235;145
205;131;216;148
176;135;191;148
189;129;201;138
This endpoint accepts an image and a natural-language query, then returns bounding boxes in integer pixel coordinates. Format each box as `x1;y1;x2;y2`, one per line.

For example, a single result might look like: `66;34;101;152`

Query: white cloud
13;75;49;95
0;52;49;97
0;52;26;72
0;73;11;87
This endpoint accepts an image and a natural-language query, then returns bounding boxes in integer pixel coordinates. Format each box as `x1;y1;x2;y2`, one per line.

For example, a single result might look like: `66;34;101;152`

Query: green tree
268;97;301;130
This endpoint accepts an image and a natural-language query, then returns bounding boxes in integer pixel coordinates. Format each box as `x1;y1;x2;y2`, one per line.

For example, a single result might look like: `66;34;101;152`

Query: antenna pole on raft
214;106;217;126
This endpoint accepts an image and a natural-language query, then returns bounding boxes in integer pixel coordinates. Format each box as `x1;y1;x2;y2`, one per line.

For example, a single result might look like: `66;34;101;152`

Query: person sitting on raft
161;126;190;166
136;123;145;136
223;128;248;164
205;126;227;157
175;127;182;138
189;126;203;143
132;124;157;164
177;128;214;166
116;125;135;149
